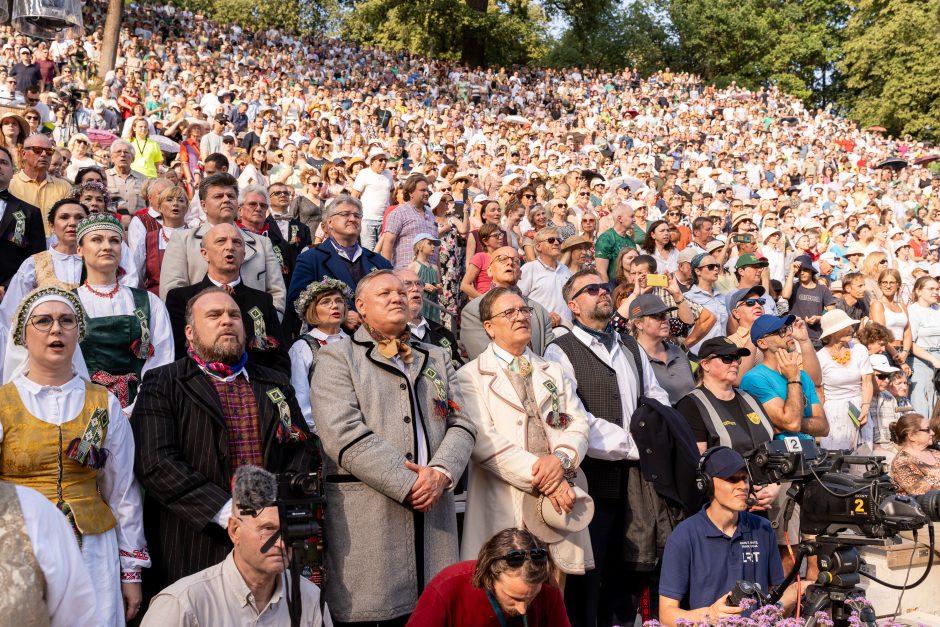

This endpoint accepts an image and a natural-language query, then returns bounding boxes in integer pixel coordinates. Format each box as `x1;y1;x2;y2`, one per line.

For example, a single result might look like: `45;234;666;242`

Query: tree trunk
99;0;124;77
462;0;487;68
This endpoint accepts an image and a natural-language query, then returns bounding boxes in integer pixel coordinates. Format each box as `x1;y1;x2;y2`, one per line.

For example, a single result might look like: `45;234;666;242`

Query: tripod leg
800;585;830;627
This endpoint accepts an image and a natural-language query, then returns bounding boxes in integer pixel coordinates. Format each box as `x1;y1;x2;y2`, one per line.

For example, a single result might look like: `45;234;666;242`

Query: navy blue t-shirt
659;505;784;610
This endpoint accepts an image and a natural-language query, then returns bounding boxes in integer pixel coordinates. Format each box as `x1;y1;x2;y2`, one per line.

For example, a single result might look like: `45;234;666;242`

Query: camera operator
659;447;798;626
142;465;332;626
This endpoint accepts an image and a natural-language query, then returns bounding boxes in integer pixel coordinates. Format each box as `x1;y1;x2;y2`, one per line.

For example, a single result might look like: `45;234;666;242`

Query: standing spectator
594;203;636;281
834;272;869;322
816;310;873;450
164;223;289;373
684;253;728;356
287;195;392;321
869;353;901;458
642;220;679;273
106;139;147;214
0;145;46;292
543;273;672;627
457;286;591;573
132;286;315;596
264;181;312;290
132;184;189;295
160;173;287;318
199;113;226;160
908;276;940;417
408;528;570;627
397;267;462;367
380;174;436;269
461;222;504;299
870;268;912;369
780;254;836;347
10;48;41;95
631;294;696;405
310;270;475;626
460;246;555;360
352;146;393;250
129;117;164;179
9;134;71;236
519;226;573;324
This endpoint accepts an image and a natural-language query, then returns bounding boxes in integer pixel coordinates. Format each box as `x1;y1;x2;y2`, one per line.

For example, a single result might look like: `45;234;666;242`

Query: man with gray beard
132;286;315;601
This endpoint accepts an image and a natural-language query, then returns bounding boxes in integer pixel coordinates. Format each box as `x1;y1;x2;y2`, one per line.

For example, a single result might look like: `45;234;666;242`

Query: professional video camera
743;438;940;627
56;83;86;109
260;472;325;627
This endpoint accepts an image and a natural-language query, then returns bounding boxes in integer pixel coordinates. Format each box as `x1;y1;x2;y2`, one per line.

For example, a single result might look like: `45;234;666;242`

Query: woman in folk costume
0;286;150;624
74;212;174;410
288;277;351;432
131;184;190;296
0;199;90;329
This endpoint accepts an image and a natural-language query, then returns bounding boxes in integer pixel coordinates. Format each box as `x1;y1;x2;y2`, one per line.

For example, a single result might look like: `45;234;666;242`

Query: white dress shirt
518;258;573;321
14;483;98;627
543;326;671;461
288;328;347;431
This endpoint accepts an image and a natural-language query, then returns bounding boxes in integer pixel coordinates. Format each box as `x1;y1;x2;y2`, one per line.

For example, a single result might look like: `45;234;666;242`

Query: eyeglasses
737;298;766;308
332;211;362;220
490;306;534;321
25;146;54;156
243;201;269;210
24;115;39;121
774;325;793;337
572;283;610;299
271;190;292;196
711;354;742;365
501;548;548;567
310;182;324;188
540;237;561;245
493;254;521;266
698;263;721;271
880;281;898;286
523;194;535;199
667;212;681;216
29;314;79;332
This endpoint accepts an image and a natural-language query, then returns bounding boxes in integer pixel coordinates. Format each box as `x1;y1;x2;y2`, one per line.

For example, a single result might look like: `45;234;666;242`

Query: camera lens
290;473;318;496
915;490;940;522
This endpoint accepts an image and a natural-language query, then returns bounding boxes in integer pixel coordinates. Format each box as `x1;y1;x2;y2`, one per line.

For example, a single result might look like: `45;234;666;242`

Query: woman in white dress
908;276;940;417
0;286;149;625
816;309;873;451
74;213;174;410
288;277;351;433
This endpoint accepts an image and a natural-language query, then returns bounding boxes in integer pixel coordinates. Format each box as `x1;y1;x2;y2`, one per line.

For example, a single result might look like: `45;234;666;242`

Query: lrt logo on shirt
741;539;761;563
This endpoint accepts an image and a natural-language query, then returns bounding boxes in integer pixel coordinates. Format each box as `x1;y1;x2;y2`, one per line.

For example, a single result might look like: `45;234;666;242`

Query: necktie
508;355;532;378
222;283;235;295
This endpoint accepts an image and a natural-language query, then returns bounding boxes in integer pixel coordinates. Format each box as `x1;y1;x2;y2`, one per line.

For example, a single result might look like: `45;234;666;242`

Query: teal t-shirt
739;364;819;440
594;227;637;280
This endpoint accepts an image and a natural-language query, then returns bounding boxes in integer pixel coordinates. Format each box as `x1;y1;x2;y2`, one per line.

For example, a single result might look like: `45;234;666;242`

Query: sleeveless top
144;228;164;295
0;382;116;536
882;304;908;342
31;251;79;291
0;481;49;627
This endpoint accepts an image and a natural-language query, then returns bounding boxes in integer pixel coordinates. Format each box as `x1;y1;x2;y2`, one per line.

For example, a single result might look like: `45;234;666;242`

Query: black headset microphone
696;445;760;506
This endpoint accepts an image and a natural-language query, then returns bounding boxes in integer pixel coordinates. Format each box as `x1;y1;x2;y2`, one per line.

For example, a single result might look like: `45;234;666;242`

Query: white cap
427;192;444;209
870;354;899;374
366;146;387;164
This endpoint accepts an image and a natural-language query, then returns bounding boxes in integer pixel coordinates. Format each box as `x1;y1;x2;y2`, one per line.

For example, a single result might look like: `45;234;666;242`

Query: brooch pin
267;388;306;443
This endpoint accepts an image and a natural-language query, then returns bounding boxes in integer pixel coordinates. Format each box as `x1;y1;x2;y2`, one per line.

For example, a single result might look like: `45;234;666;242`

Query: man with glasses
457;286;590;572
352;146;393;250
519;226;573;324
10;134;71;233
544;271;671;627
106;139;147;215
460;246;555;360
264;181;311;289
287;195;392;327
410;527;569;626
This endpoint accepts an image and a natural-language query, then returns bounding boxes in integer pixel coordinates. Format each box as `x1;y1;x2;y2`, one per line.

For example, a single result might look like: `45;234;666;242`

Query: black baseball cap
698;337;751;360
704;448;748;479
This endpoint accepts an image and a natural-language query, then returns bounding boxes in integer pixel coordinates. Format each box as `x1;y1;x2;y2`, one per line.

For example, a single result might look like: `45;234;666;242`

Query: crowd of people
2;3;940;627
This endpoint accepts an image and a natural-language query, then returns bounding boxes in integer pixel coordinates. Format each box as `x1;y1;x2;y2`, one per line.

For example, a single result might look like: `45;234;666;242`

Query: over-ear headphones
695;446;729;497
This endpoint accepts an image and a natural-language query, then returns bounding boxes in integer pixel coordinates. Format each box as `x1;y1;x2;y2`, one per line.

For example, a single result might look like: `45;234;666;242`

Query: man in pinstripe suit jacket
132;287;316;600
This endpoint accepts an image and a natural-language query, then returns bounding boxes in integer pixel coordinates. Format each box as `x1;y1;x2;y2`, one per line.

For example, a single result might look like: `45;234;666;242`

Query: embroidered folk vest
0;382;116;535
32;251;79;291
0;481;49;627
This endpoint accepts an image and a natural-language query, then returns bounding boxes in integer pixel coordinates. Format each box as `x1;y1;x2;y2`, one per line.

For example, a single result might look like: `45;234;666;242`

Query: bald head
488;246;522;287
200;222;245;282
147;177;173;208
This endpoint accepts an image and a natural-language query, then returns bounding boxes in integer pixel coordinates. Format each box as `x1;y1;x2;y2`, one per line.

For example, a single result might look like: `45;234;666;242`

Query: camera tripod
769;535;885;627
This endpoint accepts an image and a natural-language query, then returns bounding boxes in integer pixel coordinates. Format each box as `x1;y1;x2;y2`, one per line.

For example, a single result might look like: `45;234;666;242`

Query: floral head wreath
13;286;88;346
294;277;353;319
69;180;112;207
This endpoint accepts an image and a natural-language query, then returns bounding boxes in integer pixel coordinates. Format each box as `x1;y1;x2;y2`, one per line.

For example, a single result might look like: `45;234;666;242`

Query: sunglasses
698;263;721;271
738;298;766;308
572;283;610;299
875;373;892;381
710;354;742;364
501;548;548;567
540;237;561;245
878;259;888;265
644;311;670;321
578;192;590;197
25;146;54;156
523;194;535;199
667;212;681;216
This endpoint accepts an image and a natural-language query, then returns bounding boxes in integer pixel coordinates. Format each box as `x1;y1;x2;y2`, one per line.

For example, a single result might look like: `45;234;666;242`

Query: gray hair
199;222;244;250
324;194;363;221
238;184;269;206
110;138;134;156
354;268;400;302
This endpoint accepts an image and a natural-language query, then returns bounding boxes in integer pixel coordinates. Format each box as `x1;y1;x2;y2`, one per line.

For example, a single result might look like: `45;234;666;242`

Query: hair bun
888;421;903;445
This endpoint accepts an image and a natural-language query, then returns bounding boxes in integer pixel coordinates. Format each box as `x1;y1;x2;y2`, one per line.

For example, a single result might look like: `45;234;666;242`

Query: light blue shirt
684;284;728;355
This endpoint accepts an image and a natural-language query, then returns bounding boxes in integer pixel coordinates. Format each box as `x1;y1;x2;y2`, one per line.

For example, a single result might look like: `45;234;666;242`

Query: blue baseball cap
704;448;748;479
749;314;796;345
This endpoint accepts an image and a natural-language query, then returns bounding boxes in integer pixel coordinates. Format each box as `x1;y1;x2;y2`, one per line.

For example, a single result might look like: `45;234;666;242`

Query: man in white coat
456;285;593;575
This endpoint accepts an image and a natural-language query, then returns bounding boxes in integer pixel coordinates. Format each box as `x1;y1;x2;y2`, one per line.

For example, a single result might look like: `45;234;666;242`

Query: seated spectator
141;466;331;626
659;447;798;626
890;413;940;495
461;222;503;299
407;528;569;626
869;354;901;459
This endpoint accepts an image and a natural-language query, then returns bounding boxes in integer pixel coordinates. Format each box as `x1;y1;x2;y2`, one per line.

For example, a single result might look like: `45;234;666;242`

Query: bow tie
0;189;10;200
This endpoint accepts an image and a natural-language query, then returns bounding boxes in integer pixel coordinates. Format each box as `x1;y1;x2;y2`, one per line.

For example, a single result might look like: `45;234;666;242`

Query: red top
407;561;571;627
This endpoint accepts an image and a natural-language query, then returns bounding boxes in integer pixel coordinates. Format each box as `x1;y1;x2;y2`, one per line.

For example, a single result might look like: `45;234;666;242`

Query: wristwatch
553;451;573;471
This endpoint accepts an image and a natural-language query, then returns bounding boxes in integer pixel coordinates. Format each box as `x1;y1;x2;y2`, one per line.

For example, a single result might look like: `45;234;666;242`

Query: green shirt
594;227;637;280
